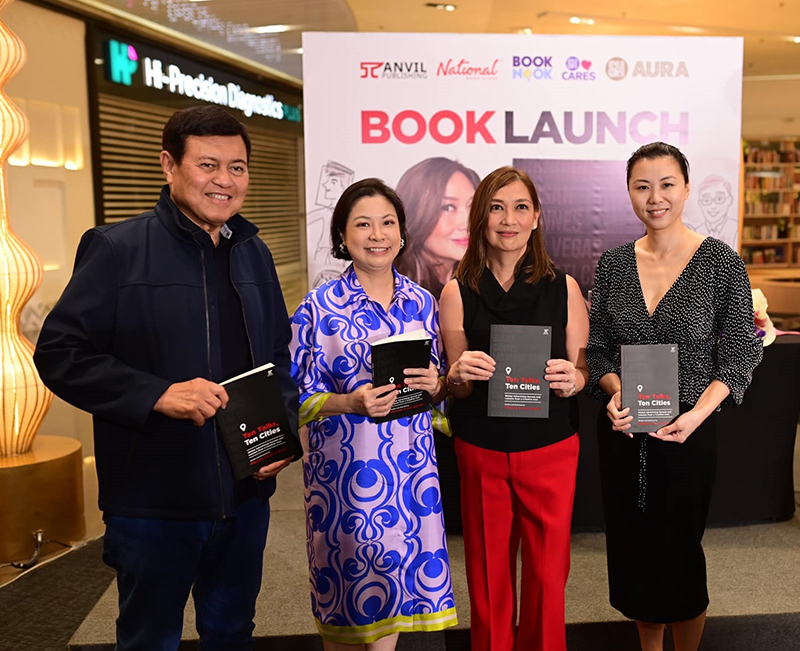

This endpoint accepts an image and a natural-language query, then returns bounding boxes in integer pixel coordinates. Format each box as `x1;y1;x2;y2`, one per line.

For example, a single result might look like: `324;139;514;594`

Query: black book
488;324;551;418
621;344;680;433
371;330;433;424
216;363;300;480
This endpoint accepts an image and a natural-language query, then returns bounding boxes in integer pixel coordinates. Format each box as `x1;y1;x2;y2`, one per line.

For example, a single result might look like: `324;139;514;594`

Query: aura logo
106;40;138;86
606;57;628;81
632;61;689;78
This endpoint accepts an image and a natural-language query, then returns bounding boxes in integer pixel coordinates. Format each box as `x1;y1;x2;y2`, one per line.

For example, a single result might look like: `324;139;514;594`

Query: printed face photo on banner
395;157;481;299
302;34;744;298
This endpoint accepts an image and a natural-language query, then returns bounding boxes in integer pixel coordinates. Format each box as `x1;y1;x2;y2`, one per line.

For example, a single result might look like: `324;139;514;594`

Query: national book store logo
106;40;139;86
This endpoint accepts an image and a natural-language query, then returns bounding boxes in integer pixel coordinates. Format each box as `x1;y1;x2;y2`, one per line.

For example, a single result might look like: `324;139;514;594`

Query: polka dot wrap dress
586;237;762;623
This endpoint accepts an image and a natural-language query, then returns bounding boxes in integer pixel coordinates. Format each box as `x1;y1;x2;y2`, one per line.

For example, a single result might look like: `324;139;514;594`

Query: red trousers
455;435;579;651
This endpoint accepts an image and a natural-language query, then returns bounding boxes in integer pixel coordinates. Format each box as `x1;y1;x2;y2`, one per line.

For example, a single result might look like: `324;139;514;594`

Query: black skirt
597;405;717;623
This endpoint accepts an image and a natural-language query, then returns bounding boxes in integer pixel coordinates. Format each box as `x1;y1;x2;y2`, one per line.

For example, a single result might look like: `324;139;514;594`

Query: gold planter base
0;436;85;563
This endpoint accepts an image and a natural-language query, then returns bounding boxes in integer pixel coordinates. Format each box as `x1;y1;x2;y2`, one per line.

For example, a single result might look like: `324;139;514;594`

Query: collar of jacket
153;184;259;244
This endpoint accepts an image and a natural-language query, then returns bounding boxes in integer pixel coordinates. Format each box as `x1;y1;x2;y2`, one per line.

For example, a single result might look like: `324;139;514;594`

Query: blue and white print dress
290;265;457;645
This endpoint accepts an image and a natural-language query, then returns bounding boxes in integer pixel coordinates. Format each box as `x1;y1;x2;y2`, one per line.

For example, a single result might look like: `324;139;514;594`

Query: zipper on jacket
198;242;228;519
230;240;257;368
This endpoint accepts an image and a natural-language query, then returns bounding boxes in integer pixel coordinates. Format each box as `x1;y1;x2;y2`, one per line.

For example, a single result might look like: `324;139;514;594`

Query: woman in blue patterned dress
290;178;457;650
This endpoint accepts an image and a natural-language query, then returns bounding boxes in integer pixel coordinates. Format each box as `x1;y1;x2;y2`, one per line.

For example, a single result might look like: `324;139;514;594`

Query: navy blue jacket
34;187;299;519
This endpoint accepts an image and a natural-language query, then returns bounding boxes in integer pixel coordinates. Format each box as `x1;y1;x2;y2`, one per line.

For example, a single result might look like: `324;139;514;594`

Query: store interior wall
4;0;95;455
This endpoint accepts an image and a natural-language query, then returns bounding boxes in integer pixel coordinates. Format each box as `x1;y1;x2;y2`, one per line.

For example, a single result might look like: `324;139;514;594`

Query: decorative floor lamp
0;0;84;564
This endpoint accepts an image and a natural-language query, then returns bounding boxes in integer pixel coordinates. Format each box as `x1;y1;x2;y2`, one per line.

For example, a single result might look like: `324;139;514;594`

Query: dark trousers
455;434;579;651
102;496;270;651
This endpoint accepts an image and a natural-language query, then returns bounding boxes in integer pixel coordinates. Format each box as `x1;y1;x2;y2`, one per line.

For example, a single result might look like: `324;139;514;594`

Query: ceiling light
586;19;595;25
672;25;706;34
250;24;290;34
569;16;581;24
794;36;800;44
425;3;457;10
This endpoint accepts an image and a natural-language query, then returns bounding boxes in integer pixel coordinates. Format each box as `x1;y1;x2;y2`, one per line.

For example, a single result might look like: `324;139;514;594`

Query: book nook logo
106;40;138;86
360;61;428;79
606;57;628;81
562;57;595;81
511;55;554;81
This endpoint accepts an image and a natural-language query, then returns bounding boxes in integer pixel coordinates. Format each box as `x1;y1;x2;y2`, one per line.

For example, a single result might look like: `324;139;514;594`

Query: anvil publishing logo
359;61;428;80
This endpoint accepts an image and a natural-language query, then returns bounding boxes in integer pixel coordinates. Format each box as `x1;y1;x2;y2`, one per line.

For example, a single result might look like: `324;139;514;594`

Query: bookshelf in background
742;139;800;269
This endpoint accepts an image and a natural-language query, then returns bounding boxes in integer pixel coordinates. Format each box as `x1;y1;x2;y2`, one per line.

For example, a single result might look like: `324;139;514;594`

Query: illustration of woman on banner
395;157;480;299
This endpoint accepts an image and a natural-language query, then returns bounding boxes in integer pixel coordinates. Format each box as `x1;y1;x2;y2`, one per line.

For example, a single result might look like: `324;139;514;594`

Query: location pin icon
239;423;246;432
505;367;512;374
637;385;643;392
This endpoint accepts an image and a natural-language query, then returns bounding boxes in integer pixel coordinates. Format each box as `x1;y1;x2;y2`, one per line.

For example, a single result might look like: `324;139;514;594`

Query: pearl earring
400;238;405;248
339;243;347;253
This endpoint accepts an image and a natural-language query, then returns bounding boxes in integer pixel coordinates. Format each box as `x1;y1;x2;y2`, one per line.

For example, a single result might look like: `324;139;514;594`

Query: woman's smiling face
627;156;690;233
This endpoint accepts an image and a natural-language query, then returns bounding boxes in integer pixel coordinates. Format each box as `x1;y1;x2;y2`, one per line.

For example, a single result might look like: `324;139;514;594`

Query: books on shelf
744;174;794;191
370;329;433;423
743;201;795;216
745;142;800;163
742;247;786;265
216;363;300;481
741;224;790;241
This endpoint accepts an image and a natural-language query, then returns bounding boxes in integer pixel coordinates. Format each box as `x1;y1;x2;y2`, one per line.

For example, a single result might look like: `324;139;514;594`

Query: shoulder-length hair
329;178;409;261
394;157;480;297
455;166;555;293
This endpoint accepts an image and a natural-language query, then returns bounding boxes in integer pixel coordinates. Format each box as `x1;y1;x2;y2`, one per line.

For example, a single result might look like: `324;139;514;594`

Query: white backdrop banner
302;33;743;297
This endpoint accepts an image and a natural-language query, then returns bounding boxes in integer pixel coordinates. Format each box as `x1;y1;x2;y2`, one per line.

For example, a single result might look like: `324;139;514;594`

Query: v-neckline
632;238;708;318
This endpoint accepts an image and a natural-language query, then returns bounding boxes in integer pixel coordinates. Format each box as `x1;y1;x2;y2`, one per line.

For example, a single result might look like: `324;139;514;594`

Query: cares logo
562;56;595;81
359;61;428;80
511;55;553;81
106;40;138;86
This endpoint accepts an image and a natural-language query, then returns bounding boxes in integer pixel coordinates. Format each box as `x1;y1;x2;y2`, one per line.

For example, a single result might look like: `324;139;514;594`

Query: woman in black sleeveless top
439;167;589;651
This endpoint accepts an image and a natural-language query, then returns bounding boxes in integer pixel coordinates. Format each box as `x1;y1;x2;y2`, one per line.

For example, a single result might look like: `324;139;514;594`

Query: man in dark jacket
34;105;299;651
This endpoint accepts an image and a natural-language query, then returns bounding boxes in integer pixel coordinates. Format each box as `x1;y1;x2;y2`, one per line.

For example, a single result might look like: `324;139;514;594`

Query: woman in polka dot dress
586;142;762;651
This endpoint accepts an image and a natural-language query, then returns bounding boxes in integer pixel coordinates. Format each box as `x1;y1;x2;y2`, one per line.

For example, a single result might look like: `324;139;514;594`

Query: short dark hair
330;178;410;261
162;106;251;164
626;141;690;185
